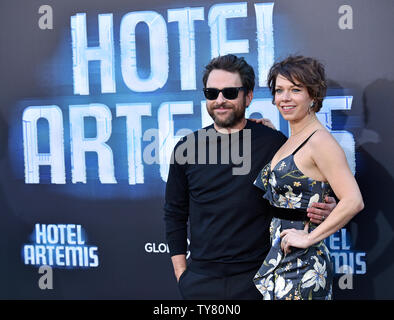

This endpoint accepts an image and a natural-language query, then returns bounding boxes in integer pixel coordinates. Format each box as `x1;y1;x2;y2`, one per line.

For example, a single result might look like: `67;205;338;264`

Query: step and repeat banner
0;0;393;299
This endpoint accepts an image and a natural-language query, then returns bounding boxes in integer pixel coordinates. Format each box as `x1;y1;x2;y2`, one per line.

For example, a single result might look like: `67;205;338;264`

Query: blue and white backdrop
0;0;393;299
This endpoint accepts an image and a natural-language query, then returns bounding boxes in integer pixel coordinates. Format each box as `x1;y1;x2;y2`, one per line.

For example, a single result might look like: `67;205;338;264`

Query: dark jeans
177;267;262;300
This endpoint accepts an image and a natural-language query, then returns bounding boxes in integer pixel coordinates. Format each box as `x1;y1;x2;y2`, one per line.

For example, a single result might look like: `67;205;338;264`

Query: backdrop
1;0;393;299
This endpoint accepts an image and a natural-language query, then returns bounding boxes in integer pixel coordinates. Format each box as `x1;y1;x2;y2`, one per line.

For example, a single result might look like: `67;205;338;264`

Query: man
164;54;335;299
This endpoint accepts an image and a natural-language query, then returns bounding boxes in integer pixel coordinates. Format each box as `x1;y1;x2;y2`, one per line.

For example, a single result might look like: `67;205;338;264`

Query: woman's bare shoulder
309;128;346;159
310;128;338;146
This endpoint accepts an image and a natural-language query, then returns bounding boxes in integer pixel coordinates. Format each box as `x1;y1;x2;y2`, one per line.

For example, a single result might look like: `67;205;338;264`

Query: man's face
205;69;252;129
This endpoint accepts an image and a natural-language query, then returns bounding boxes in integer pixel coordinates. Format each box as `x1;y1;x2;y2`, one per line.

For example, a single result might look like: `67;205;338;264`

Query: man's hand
307;196;337;224
176;269;187;282
171;254;187;282
248;118;276;130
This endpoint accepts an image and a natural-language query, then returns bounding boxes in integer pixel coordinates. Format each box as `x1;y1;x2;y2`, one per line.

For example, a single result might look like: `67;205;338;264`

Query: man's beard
208;99;247;128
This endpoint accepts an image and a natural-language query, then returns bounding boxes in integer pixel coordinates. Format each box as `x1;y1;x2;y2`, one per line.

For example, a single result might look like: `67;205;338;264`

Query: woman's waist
269;205;309;221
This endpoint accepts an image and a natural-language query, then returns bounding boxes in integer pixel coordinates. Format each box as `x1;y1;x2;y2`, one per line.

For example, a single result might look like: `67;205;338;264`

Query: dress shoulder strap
291;130;318;155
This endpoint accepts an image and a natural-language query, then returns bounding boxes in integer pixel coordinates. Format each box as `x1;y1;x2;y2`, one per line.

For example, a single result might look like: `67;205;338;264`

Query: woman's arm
280;130;364;254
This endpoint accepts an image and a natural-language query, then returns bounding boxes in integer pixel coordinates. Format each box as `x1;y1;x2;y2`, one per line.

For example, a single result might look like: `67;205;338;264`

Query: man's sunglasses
203;87;246;100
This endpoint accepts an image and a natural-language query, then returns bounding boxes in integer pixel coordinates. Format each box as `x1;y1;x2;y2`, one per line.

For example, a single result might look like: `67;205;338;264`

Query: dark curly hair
203;54;255;93
267;55;327;112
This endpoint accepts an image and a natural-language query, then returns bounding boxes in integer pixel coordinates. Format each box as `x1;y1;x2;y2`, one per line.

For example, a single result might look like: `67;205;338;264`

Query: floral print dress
253;131;334;300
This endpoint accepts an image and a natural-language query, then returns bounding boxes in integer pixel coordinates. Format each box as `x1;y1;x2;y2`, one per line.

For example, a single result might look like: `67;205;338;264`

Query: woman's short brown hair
267;55;327;112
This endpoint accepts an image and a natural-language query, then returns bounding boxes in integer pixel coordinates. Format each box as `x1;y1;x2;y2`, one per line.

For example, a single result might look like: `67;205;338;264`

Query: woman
253;56;364;300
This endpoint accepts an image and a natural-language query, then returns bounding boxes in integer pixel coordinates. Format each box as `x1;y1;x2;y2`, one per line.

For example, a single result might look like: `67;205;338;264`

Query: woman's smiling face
274;74;314;122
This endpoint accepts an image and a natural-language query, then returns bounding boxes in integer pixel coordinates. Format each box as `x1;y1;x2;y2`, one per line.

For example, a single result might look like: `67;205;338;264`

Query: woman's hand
280;223;312;255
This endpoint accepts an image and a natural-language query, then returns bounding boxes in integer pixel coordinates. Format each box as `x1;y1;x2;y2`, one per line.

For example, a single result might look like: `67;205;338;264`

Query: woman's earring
309;101;314;114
